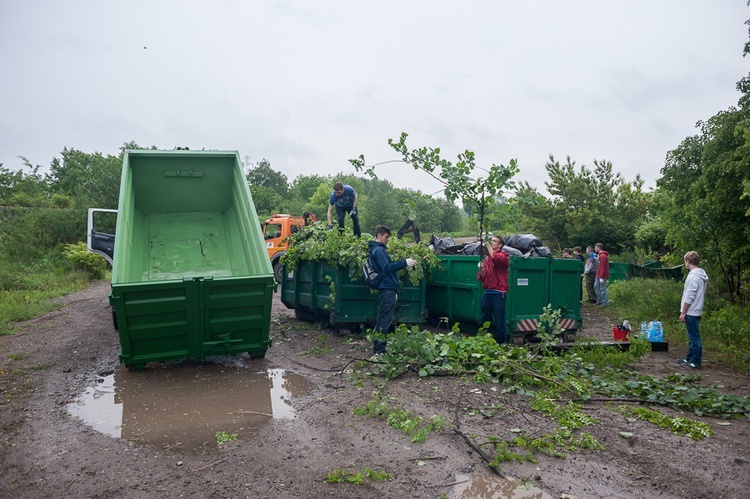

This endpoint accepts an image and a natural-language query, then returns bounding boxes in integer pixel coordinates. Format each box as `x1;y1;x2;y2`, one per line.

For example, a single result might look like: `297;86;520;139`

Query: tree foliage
515;155;650;253
350;132;518;239
657;107;750;302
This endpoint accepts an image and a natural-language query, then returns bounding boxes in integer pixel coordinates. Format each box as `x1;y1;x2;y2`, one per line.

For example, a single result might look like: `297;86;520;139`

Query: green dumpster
104;150;274;368
280;260;426;332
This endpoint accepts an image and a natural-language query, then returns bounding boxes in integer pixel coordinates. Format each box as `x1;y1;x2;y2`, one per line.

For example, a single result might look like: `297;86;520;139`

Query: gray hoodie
681;267;708;316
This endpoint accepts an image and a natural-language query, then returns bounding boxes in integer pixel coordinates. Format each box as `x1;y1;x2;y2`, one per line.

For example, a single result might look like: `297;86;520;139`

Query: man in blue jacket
368;225;416;354
327;181;361;236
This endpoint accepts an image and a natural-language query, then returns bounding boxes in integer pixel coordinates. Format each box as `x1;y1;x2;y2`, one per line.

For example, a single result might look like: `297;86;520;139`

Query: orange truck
262;214;305;283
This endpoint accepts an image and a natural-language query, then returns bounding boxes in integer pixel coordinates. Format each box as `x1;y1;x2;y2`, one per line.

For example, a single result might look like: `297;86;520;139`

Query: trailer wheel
294;309;318;323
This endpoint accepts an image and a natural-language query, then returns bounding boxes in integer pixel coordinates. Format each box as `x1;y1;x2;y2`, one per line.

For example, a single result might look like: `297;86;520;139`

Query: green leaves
351;132;518;239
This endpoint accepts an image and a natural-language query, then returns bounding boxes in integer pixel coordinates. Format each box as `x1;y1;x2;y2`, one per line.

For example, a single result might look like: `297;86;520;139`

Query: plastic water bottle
640;322;648;337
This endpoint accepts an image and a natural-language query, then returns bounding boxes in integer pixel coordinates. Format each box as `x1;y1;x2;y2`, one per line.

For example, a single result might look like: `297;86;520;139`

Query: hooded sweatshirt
681;267;708;316
595;250;609;280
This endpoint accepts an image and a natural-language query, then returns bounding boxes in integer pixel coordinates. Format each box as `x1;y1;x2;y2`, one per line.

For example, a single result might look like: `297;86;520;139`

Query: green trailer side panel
549;258;583;329
281;261;426;326
506;257;550;332
608;262;630;283
426;255;483;325
202;277;274;355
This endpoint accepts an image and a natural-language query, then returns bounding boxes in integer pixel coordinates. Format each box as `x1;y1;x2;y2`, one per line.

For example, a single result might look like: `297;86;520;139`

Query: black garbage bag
526;246;552;257
462;242;481;256
502;246;523;256
429;235;457;254
505;233;543;252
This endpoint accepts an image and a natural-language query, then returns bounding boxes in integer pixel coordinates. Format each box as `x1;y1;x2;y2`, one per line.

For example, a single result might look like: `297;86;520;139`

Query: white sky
1;1;748;198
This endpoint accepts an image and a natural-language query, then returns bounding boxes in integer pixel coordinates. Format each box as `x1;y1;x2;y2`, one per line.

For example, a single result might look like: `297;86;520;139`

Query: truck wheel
273;261;283;284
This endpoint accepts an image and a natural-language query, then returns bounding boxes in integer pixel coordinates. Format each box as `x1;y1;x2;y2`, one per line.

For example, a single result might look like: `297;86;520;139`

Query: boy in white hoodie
678;251;709;369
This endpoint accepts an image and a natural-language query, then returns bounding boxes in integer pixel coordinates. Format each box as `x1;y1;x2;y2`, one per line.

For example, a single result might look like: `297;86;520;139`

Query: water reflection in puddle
67;365;311;450
453;473;552;499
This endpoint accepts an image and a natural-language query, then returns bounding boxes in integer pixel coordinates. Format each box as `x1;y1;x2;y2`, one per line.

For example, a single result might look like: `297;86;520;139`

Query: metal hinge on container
164;170;204;178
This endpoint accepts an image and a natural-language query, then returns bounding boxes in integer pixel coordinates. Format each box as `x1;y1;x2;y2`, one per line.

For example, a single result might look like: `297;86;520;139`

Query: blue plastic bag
647;321;663;342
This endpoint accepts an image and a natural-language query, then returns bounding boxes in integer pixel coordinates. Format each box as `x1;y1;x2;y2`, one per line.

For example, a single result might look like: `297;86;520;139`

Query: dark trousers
685;314;702;366
373;289;397;353
585;274;596;302
335;205;361;236
480;291;506;344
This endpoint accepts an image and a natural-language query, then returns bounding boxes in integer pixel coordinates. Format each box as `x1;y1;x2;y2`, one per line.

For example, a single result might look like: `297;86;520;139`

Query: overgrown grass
608;278;750;373
0;267;89;335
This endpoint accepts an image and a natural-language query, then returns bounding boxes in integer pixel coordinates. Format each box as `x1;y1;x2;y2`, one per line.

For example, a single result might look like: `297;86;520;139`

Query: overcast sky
1;1;748;198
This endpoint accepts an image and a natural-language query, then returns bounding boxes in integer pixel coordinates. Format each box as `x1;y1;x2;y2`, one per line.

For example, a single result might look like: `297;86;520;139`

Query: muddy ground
0;280;749;499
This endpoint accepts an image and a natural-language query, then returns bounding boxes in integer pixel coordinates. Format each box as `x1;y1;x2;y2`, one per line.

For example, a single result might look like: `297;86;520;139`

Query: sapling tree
350;132;519;242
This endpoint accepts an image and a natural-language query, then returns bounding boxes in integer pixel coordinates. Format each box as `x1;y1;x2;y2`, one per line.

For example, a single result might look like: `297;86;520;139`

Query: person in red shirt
477;235;510;344
594;242;610;306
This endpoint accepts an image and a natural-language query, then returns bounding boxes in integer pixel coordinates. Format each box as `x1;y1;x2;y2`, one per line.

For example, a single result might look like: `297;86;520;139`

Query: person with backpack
367;225;416;354
477;235;510;344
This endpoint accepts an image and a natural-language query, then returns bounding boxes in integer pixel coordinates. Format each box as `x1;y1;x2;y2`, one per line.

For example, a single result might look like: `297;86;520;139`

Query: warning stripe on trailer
516;319;538;331
557;318;576;329
515;318;577;331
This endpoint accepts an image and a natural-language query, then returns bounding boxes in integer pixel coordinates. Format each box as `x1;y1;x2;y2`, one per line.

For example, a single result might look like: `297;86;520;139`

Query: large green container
426;255;583;343
280;260;426;332
109;150;274;368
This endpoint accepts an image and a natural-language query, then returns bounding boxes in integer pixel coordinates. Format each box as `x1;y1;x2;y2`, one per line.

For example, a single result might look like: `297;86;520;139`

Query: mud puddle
453;473;552;498
67;364;311;451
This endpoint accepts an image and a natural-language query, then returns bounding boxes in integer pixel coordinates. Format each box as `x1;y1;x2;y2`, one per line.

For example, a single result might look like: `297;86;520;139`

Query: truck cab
262;214;305;283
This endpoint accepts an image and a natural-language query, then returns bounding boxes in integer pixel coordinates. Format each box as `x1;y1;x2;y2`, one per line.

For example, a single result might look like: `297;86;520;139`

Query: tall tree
658;107;750;302
246;158;289;196
47;148;122;209
516;155;650;253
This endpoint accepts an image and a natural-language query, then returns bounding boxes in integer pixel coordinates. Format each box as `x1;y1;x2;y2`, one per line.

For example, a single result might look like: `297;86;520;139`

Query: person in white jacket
678;251;708;369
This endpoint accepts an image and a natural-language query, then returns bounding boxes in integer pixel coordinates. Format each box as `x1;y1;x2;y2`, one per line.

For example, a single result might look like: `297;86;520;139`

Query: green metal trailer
425;255;583;343
87;150;274;368
279;260;426;333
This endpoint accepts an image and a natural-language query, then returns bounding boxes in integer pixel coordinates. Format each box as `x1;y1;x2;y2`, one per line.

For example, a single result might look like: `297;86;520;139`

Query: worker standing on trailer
327;181;361;236
477;235;510;344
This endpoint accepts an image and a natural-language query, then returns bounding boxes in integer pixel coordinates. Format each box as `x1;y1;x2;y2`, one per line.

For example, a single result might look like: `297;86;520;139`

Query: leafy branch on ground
350;319;750;473
326;467;392;484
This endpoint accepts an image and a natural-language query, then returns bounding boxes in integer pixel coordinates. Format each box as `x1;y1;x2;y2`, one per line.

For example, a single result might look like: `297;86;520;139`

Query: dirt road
1;281;748;498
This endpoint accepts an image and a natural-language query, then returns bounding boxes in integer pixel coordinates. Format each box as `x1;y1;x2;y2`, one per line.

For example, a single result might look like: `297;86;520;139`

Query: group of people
324;182;707;369
562;245;610;306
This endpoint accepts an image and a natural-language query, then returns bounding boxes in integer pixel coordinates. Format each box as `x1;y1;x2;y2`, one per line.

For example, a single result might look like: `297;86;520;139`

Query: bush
63;241;108;279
